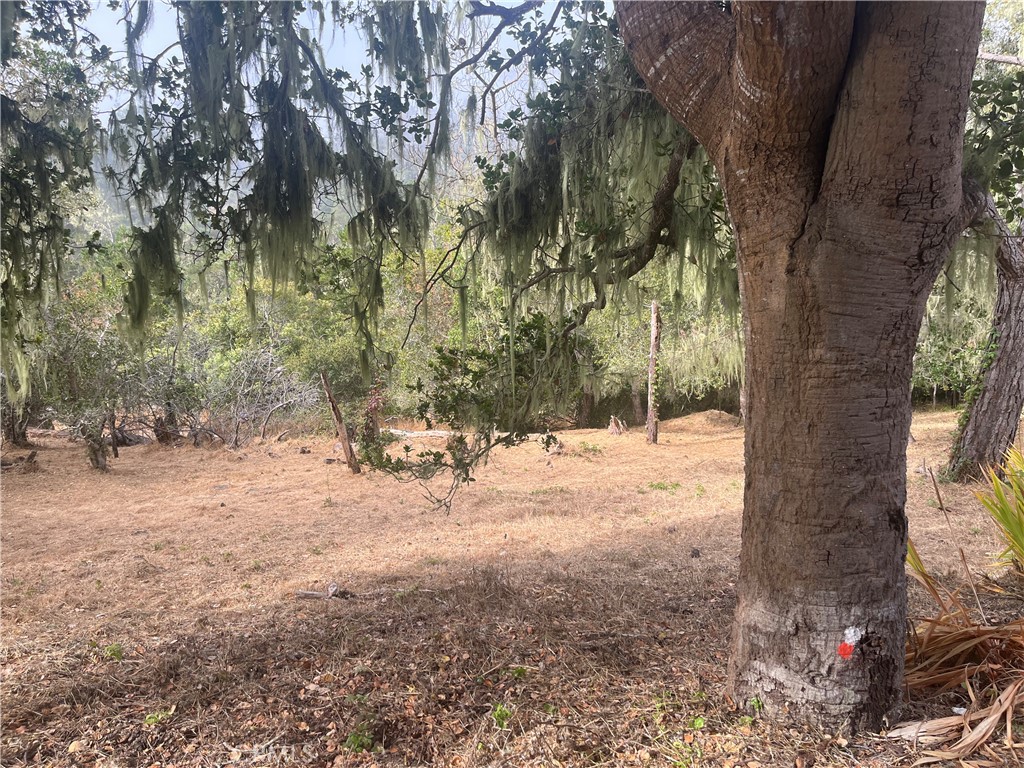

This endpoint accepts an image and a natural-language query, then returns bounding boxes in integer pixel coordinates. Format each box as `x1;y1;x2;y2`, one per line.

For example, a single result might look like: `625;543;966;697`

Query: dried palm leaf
889;678;1024;765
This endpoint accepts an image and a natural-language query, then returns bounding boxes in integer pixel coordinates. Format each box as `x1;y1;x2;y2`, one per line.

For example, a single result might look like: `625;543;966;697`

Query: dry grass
1;409;1020;767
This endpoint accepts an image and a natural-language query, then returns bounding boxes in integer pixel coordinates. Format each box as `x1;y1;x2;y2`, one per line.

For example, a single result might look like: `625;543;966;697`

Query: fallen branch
295;583;354;600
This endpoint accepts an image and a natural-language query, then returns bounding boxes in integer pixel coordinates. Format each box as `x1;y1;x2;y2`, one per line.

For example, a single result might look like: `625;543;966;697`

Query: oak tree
618;1;985;728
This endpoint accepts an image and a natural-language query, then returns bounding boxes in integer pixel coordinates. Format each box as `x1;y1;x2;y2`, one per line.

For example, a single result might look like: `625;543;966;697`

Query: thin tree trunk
948;197;1024;480
320;371;361;475
579;381;594;428
107;412;119;459
646;300;661;445
631;384;645;426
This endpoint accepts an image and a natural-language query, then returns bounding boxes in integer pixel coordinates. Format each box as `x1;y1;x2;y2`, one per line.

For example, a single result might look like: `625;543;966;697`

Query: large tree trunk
948;196;1024;481
733;207;927;730
618;0;984;730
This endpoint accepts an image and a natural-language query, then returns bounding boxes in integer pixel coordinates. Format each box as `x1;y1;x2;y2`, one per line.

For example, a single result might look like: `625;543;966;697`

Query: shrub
976;447;1024;572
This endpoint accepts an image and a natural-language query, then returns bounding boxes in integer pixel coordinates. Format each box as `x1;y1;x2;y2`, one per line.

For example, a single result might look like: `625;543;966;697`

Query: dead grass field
1;409;1020;767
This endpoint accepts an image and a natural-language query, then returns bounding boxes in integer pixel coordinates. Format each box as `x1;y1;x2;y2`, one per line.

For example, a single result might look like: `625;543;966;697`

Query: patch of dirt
1;410;1019;766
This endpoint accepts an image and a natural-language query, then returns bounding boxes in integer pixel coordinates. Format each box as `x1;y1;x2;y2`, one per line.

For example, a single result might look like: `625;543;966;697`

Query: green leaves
966;68;1024;222
976;447;1024;570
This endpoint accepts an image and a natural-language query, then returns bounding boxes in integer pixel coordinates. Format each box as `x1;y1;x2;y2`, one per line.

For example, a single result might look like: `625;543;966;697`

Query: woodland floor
1;409;1022;768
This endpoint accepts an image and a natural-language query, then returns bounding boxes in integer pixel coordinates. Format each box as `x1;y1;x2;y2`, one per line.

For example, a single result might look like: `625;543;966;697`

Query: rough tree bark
948;190;1024;480
618;0;984;730
646;300;661;445
1;401;30;447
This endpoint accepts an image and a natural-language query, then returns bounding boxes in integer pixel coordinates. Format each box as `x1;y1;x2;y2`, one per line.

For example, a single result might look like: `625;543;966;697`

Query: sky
85;0;370;86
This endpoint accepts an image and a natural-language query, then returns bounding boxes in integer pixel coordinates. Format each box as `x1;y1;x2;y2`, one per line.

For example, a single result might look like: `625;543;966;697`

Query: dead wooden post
320;371;361;474
646;300;661;445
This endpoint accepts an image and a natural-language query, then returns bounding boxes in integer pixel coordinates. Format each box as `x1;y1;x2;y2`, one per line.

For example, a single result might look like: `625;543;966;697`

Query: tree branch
975;190;1024;279
478;1;564;126
467;1;542;22
401;220;486;347
413;5;538;192
616;2;735;156
977;51;1024;67
560;136;696;337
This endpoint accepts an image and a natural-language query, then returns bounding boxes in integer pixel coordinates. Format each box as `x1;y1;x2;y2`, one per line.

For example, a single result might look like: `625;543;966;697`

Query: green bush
977;447;1024;572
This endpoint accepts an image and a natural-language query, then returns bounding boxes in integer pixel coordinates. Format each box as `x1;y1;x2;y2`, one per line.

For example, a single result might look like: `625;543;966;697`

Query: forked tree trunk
948;198;1024;481
646;300;660;445
618;0;984;730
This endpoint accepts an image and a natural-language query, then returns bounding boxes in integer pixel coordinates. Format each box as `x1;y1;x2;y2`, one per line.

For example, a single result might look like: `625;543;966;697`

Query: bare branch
401;219;487;347
478;2;564;126
977;51;1024;66
412;9;530;192
467;1;542;22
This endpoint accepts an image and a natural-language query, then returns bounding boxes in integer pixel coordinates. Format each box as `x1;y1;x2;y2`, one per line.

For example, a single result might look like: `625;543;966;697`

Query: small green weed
651;691;680;731
491;702;513;729
749;696;764;713
576;441;603;456
343;723;375;752
648;480;681;493
694;483;706;498
665;738;703;767
103;643;124;661
144;708;173;725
